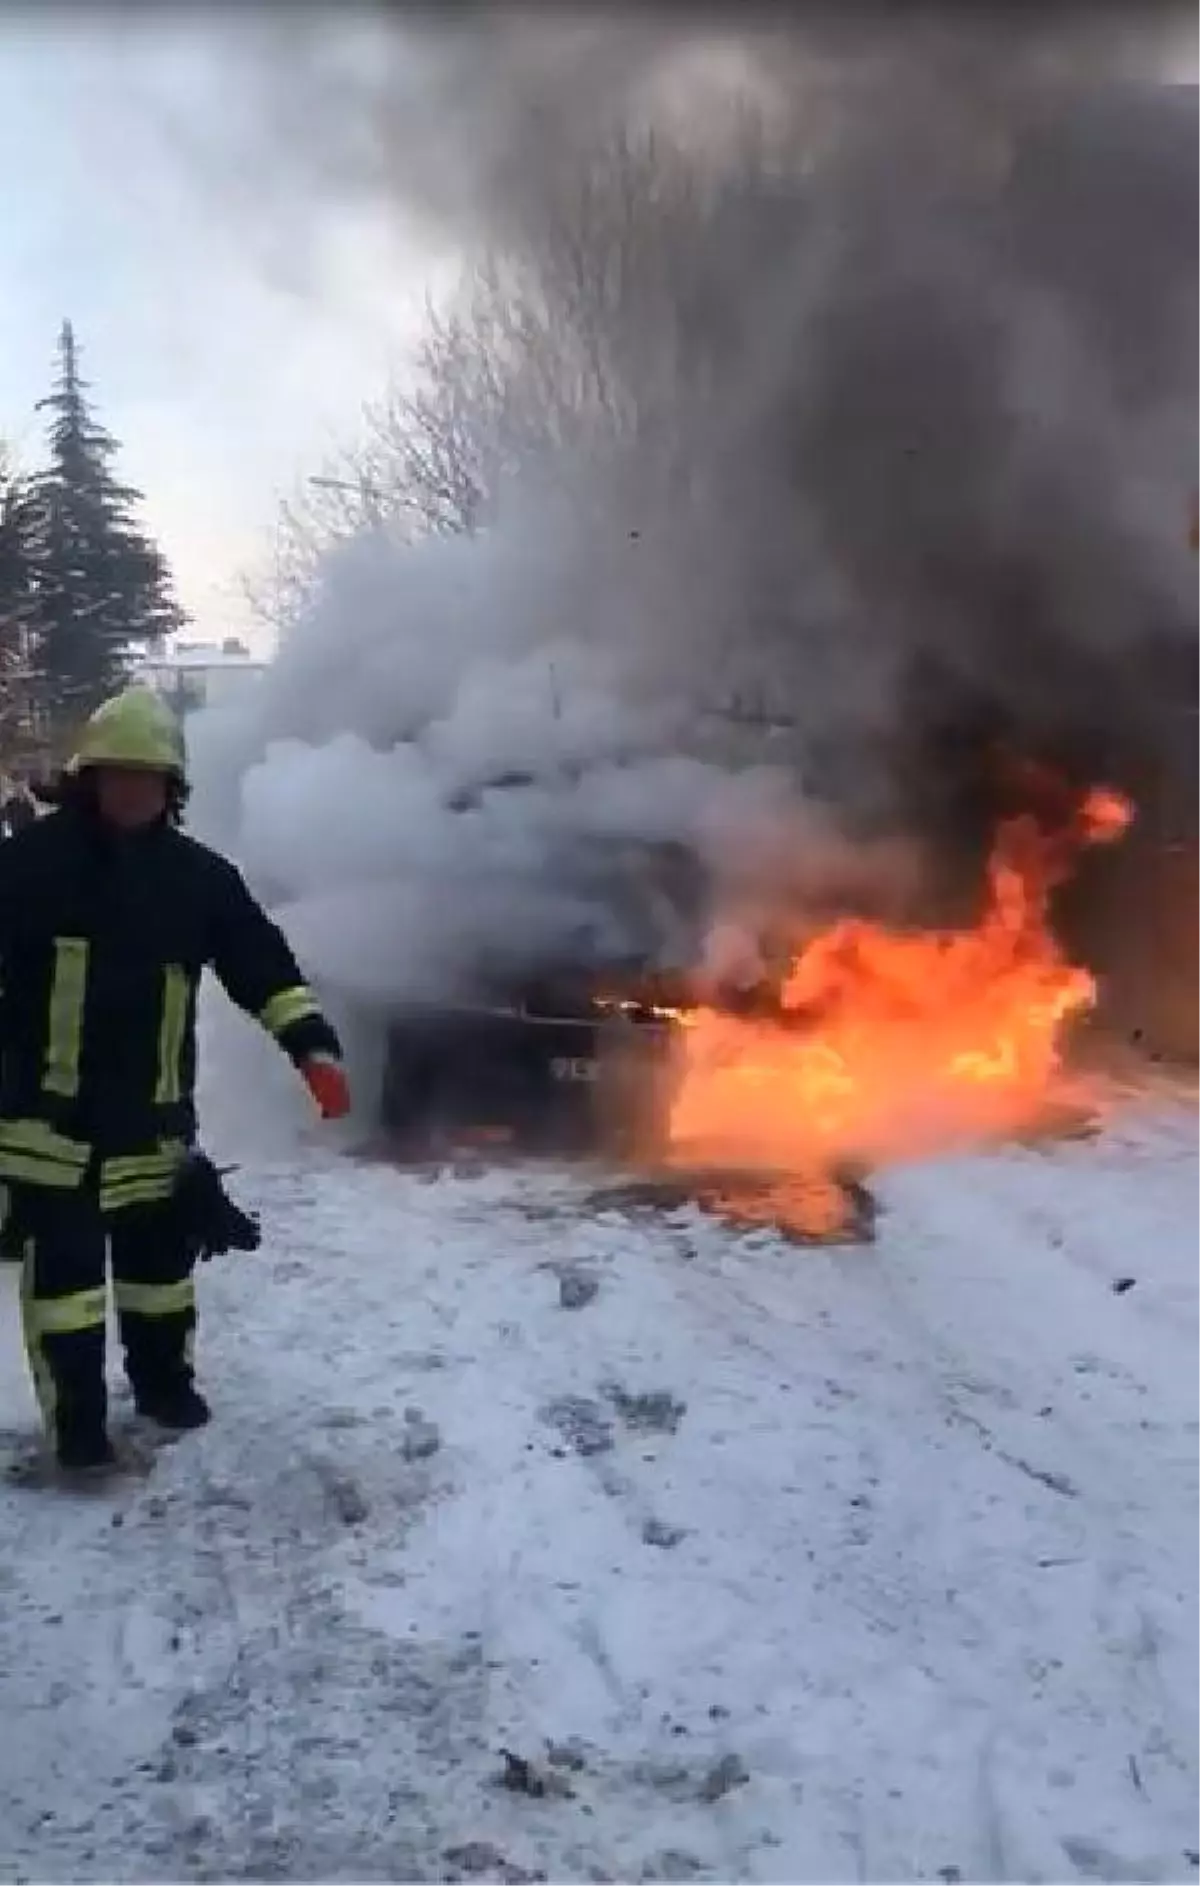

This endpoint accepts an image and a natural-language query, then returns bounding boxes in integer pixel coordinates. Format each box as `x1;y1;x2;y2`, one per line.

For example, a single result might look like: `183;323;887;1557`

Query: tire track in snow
319;1167;785;1881
479;1149;1193;1882
872;1149;1198;1846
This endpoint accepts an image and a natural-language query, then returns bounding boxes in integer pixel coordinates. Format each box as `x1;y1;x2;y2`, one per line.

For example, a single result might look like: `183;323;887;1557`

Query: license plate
550;1056;601;1083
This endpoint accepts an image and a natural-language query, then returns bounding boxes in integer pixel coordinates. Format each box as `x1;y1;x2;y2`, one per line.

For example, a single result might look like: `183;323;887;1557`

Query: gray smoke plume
96;2;1193;298
180;2;1196;1068
190;492;923;1011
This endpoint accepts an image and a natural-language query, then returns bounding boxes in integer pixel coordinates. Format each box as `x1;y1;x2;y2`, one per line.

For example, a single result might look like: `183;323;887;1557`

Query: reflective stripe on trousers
17;1189;197;1436
100;1142;187;1213
19;1246;108;1427
0;1129;185;1211
0;1119;89;1189
112;1276;195;1317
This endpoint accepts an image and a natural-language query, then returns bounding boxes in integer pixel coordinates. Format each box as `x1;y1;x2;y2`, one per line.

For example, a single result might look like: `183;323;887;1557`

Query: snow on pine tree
32;320;186;727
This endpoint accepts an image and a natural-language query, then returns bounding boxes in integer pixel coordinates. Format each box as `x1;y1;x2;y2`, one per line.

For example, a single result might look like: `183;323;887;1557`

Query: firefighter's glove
206;1191;262;1260
172;1150;262;1263
301;1053;352;1121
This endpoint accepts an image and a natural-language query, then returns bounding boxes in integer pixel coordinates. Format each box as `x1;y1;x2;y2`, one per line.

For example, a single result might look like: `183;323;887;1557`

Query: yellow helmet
68;687;187;780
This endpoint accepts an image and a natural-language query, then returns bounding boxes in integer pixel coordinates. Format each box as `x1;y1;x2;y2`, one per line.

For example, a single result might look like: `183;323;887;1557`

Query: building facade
133;638;269;717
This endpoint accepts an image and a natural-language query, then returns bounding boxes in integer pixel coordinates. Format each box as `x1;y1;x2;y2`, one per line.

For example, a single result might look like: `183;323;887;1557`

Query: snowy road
0;1082;1196;1882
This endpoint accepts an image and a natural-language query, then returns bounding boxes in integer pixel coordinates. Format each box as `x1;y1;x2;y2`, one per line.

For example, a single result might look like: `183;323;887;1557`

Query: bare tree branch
251;115;827;727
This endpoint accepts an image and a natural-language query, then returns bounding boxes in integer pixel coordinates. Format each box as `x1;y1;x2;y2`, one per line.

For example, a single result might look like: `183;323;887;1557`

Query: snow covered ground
0;1028;1196;1883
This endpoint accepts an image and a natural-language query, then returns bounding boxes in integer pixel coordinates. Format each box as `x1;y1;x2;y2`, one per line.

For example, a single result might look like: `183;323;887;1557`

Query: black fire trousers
11;1181;196;1448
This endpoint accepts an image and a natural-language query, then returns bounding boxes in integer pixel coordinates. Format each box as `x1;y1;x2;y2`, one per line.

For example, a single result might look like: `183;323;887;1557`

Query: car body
378;975;685;1157
374;828;707;1156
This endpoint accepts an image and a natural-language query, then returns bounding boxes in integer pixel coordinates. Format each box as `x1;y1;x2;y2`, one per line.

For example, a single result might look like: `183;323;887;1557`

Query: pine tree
33;320;186;725
0;446;45;754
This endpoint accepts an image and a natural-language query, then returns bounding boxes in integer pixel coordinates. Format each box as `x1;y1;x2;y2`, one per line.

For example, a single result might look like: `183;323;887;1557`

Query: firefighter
0;685;352;1474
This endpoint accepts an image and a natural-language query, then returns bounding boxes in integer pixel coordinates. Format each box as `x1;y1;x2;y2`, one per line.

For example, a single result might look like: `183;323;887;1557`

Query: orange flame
666;785;1133;1187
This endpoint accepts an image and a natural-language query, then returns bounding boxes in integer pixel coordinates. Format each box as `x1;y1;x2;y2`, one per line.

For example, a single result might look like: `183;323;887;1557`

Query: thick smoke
118;4;1189;256
191;494;920;1013
183;3;1197;1074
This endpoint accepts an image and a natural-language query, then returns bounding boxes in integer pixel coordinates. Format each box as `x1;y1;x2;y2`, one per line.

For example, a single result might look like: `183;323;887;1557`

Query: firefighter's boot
56;1427;118;1474
134;1381;211;1430
43;1330;113;1473
119;1284;206;1428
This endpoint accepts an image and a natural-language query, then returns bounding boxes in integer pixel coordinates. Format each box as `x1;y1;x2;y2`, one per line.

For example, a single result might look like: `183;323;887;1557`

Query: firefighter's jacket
0;805;340;1212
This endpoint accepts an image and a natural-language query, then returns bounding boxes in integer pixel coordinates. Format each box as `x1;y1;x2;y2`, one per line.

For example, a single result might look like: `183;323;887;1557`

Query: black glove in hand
172;1150;262;1263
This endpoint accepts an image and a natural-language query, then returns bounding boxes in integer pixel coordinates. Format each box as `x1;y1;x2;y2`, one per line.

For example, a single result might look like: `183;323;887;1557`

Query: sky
0;11;455;653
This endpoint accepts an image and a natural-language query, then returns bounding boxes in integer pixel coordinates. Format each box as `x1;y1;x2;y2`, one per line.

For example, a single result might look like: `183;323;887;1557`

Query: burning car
365;737;1143;1261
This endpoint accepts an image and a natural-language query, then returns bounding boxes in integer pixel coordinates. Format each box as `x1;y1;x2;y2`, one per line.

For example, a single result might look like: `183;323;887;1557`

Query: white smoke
188;494;914;1057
